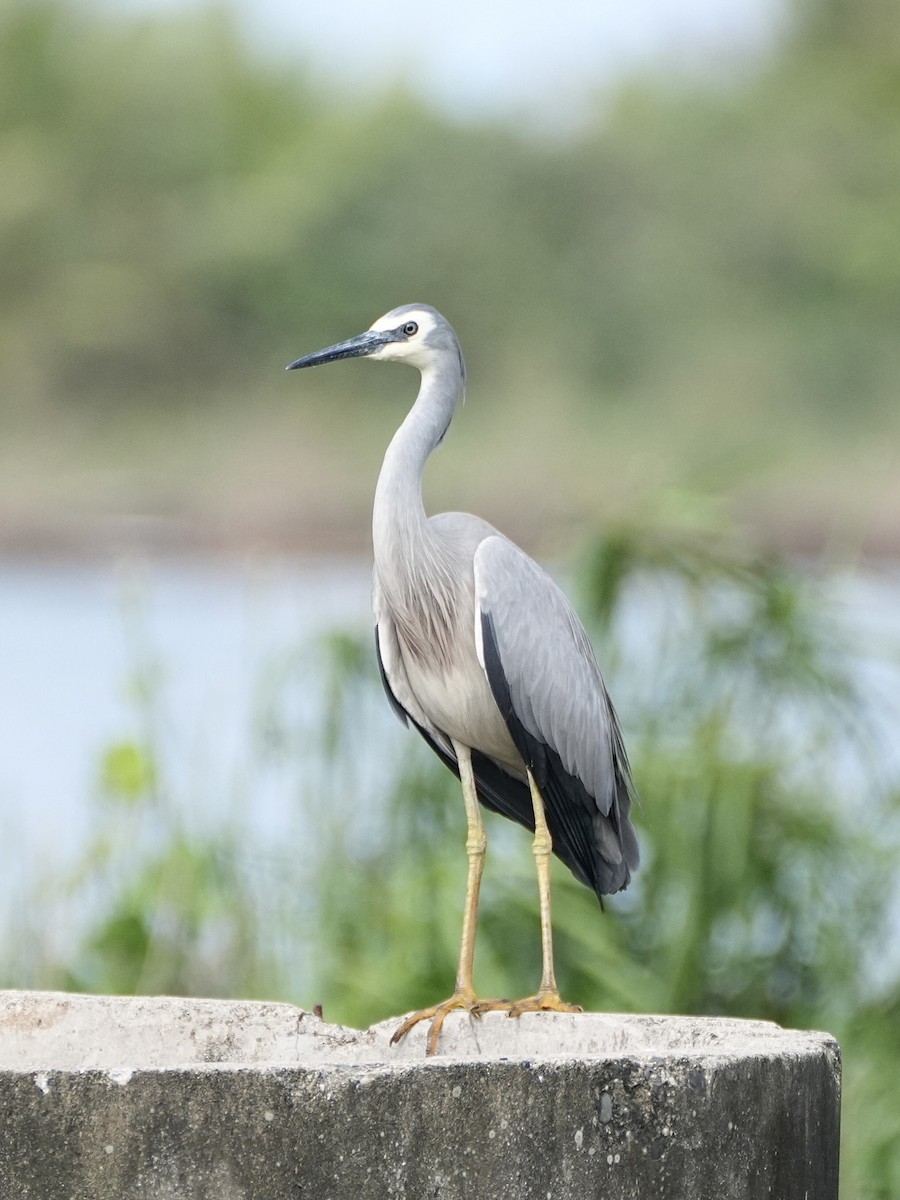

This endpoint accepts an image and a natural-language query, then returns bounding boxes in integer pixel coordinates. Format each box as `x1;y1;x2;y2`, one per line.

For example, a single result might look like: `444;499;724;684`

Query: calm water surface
0;557;374;875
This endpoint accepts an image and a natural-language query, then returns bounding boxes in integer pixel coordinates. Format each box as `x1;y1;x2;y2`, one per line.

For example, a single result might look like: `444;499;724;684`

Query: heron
287;304;638;1054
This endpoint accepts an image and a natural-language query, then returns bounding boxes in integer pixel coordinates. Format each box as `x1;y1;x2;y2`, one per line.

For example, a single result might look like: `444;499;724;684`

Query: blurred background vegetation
1;0;899;555
2;0;899;1196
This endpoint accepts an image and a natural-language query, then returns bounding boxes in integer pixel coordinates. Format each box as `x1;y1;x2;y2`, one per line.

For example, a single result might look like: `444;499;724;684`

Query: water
0;556;375;876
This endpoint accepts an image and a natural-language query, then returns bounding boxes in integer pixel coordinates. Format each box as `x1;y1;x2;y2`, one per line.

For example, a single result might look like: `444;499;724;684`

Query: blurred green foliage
1;0;899;539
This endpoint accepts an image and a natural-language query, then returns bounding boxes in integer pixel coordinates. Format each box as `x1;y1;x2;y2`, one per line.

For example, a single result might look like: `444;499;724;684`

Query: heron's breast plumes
388;559;459;676
388;575;519;770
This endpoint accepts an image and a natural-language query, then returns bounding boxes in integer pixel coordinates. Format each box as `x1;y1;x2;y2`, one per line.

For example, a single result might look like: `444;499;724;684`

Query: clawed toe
506;991;583;1019
390;989;583;1054
391;990;507;1055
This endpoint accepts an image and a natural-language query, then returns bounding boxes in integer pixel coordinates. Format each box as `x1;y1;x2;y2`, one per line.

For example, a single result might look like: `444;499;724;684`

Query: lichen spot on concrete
264;1111;275;1123
599;1092;613;1123
452;1085;462;1099
574;1128;584;1150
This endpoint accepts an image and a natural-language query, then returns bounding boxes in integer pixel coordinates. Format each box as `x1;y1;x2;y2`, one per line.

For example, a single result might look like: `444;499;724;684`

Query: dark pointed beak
286;329;393;371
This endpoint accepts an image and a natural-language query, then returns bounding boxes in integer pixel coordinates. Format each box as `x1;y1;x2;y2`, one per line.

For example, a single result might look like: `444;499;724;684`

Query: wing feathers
475;538;638;898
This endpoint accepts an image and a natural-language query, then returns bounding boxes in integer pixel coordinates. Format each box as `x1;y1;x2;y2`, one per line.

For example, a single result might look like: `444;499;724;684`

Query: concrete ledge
0;990;840;1199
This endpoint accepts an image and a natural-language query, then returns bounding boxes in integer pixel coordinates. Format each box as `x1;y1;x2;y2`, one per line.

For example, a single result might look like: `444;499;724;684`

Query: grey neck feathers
372;357;464;571
372;357;465;667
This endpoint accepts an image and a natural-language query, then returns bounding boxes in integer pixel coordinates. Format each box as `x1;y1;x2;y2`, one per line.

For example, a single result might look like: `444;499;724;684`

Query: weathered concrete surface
0;990;840;1200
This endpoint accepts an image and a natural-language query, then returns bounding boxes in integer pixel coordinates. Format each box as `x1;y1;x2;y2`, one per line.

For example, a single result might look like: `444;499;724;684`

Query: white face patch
367;307;438;364
369;306;435;336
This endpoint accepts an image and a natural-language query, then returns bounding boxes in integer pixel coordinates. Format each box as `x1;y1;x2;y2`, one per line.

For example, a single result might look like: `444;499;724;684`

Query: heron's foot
390;989;509;1056
505;989;583;1019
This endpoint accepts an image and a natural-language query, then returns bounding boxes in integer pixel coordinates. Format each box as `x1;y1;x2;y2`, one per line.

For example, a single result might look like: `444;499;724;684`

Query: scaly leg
505;770;582;1018
391;742;507;1055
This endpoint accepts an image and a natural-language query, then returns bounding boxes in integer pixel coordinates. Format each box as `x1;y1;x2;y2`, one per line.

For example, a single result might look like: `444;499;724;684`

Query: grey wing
474;536;639;898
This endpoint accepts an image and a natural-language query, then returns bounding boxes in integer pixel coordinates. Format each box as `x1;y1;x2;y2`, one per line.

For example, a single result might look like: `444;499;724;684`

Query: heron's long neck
372;362;461;575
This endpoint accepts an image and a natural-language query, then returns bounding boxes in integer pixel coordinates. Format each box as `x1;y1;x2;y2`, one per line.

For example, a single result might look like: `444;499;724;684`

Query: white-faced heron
287;305;639;1054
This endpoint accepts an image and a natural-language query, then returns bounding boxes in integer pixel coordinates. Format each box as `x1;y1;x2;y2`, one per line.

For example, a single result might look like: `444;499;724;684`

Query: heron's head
286;304;465;380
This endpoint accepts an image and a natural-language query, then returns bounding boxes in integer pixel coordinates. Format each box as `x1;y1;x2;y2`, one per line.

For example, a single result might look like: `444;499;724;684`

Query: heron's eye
402;321;418;337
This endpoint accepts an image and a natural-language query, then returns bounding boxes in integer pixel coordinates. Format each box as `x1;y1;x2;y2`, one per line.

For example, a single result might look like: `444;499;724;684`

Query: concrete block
0;990;840;1199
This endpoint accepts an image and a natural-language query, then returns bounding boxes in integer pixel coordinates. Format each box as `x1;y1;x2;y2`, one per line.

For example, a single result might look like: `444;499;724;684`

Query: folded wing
474;536;638;897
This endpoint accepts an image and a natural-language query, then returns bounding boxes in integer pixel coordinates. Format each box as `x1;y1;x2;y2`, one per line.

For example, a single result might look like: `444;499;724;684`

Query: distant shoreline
2;509;898;564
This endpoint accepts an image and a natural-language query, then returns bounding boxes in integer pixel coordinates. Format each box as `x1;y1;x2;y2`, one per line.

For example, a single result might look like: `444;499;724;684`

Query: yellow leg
453;740;487;996
505;771;582;1018
391;742;507;1055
